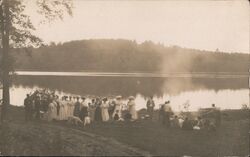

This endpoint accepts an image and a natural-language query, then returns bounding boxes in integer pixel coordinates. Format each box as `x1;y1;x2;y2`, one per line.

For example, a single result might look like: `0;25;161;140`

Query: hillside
12;39;249;72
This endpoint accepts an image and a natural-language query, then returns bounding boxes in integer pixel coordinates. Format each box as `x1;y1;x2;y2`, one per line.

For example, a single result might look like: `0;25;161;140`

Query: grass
73;110;250;156
0;105;249;156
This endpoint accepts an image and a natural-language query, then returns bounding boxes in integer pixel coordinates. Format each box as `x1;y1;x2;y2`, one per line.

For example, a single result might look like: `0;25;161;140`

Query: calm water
1;71;249;111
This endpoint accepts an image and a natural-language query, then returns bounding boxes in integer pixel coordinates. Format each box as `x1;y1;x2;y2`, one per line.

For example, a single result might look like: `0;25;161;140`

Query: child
114;110;120;121
124;111;132;121
84;113;91;126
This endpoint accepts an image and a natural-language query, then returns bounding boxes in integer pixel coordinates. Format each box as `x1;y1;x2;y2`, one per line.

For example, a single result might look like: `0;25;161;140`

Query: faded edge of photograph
0;0;249;156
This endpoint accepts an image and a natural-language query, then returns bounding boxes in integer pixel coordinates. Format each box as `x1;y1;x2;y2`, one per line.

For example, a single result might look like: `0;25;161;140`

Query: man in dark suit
24;94;32;121
146;96;155;120
73;97;81;118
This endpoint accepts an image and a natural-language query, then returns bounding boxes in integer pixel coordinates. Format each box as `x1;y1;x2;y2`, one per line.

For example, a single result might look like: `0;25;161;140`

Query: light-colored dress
89;104;96;122
80;101;88;110
127;100;138;120
47;102;55;121
101;101;110;122
112;100;123;118
59;102;65;120
68;101;74;117
52;101;58;120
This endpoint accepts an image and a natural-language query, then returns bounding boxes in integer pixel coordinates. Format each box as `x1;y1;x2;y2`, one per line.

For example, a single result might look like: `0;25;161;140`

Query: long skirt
129;106;137;120
101;108;109;122
95;107;102;122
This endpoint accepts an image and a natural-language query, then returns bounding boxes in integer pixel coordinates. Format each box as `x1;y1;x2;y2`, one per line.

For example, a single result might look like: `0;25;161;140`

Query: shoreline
13;71;249;78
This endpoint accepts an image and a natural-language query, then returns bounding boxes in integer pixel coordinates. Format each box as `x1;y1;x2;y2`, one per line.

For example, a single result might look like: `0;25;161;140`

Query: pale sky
25;0;249;53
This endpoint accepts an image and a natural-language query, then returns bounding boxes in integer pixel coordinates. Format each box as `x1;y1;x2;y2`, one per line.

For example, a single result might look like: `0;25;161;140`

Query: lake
1;71;249;111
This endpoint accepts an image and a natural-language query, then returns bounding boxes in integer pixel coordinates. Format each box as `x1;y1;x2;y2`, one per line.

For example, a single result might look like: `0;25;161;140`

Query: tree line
12;39;249;73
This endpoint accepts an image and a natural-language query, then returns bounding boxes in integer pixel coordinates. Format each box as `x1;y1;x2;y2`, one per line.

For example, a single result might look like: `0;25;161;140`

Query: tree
0;0;73;122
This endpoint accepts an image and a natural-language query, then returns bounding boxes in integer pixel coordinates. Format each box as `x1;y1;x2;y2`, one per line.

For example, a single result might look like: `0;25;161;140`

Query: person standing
55;96;60;120
146;96;155;120
94;98;102;122
162;101;173;127
112;96;123;119
47;99;55;122
73;97;81;118
79;97;88;122
80;97;88;110
127;96;138;120
212;104;221;127
89;99;96;122
34;95;42;121
24;94;32;121
67;96;74;117
158;103;165;123
108;100;116;118
101;98;110;122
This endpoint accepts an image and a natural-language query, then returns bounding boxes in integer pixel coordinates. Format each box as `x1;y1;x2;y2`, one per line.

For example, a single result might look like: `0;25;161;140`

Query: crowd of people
23;89;220;130
23;89;139;124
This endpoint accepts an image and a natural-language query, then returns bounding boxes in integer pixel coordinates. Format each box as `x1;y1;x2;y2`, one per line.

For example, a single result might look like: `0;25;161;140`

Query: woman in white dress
47;100;55;122
67;98;74;117
127;96;138;120
89;99;96;122
51;98;58;120
101;98;109;122
59;98;66;120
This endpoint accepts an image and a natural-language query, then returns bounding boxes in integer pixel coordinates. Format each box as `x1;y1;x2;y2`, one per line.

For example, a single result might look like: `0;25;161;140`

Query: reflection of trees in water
11;76;247;98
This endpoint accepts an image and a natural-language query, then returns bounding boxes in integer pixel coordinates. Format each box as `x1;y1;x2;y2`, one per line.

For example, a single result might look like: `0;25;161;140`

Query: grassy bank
0;105;249;156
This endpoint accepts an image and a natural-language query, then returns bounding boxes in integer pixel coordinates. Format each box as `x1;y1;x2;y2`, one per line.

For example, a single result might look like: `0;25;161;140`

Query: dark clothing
80;106;88;121
24;97;32;121
162;112;171;127
182;119;193;130
124;112;132;121
146;100;155;120
108;105;115;117
56;101;60;116
114;113;119;121
73;102;80;117
40;99;49;112
94;106;102;122
159;105;164;122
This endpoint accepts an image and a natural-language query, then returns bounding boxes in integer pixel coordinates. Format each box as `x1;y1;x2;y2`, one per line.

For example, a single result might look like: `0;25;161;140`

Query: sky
25;0;249;53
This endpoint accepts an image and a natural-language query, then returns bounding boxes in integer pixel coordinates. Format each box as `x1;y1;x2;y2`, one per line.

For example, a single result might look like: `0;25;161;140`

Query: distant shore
13;71;249;78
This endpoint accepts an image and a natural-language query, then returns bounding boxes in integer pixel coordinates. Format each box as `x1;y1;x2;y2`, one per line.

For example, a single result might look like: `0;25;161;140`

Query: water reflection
5;86;248;111
4;75;248;111
11;75;248;97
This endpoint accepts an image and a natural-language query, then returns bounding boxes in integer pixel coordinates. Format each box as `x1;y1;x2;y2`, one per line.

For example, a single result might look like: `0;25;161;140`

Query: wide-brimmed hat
116;95;122;99
128;96;135;100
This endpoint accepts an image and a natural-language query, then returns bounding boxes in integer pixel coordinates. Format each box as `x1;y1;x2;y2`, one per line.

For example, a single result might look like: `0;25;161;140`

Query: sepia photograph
0;0;249;156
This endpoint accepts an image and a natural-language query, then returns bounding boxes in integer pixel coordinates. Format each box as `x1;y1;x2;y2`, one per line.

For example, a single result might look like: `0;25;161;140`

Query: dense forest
11;39;249;73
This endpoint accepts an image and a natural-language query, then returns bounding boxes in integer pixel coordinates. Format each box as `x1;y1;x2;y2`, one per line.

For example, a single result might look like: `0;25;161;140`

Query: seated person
193;116;203;130
114;110;120;121
171;115;180;128
182;117;193;130
197;116;203;127
124;111;132;121
84;113;91;126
